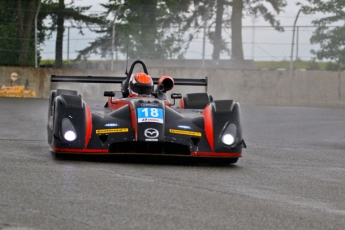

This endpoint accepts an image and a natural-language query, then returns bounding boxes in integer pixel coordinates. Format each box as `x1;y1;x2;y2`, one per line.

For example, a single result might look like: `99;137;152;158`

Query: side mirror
158;84;165;92
170;93;182;106
104;91;115;97
171;93;182;99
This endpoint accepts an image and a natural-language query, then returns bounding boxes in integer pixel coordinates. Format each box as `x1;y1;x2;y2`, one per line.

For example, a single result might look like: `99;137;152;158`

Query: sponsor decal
141;103;158;107
96;128;128;134
144;128;159;138
138;118;163;123
177;125;192;130
104;123;119;127
169;129;202;137
145;138;158;142
137;108;163;123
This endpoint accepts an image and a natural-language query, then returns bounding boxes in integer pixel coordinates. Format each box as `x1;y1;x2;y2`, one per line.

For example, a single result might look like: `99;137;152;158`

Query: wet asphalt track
0;97;345;230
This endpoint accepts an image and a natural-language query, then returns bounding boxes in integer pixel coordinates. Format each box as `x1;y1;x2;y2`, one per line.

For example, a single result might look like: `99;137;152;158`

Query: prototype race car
47;60;246;164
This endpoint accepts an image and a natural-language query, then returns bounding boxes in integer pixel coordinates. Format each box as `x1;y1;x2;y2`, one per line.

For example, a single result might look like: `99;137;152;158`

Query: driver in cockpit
121;72;154;97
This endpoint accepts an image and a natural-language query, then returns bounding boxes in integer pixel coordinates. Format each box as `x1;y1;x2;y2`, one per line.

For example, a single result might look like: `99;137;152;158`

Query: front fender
203;100;244;152
52;94;87;149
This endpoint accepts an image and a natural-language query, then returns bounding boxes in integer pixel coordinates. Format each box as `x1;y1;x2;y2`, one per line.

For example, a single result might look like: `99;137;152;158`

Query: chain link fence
0;4;322;68
39;25;320;61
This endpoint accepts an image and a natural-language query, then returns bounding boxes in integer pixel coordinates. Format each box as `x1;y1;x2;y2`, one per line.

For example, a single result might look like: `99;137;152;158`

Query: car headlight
222;134;235;145
64;131;77;141
221;123;237;146
61;117;77;141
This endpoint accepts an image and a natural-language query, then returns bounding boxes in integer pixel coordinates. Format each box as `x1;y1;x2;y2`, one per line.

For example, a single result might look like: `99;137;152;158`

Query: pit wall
1;66;345;108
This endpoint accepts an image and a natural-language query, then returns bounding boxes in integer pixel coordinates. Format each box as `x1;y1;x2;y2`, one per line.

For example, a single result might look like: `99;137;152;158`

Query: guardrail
0;66;345;108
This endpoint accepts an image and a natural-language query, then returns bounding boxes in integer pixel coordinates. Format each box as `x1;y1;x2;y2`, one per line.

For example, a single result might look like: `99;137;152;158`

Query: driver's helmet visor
131;84;153;95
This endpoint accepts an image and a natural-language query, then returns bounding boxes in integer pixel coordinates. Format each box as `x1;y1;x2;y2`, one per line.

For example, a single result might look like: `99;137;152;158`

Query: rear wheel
56;89;78;96
183;93;211;109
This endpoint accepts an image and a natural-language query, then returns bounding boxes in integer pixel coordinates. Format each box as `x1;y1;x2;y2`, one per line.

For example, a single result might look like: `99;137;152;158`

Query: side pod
204;100;244;153
52;94;90;150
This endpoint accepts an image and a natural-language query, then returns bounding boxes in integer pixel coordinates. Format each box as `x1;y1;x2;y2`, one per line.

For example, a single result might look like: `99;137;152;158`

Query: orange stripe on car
202;105;214;151
84;103;92;148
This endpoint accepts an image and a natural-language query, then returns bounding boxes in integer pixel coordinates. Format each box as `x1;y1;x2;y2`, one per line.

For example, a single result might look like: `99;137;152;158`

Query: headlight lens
222;134;235;145
61;118;77;141
64;131;77;141
221;123;237;146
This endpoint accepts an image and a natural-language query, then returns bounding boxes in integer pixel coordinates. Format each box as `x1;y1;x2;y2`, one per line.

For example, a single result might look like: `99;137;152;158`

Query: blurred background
0;0;344;71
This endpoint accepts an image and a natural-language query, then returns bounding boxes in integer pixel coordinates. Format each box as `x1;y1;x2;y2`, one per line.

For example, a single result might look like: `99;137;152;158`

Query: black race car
47;60;246;164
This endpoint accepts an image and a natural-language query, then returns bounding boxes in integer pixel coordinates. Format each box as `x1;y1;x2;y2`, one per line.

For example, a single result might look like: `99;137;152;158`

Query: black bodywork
47;60;245;164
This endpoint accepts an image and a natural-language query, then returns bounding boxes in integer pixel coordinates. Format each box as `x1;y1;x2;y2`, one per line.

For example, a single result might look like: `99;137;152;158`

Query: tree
39;0;106;68
162;0;231;60
17;0;41;66
77;0;193;60
231;0;244;60
0;1;19;66
231;0;286;60
0;0;40;66
181;0;286;60
302;0;345;68
212;0;226;60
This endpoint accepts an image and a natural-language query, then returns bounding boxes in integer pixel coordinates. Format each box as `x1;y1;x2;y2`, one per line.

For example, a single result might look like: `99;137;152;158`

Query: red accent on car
129;104;137;141
84;103;92;148
53;148;108;153
108;98;137;141
179;97;185;109
202;105;214;151
158;75;174;92
191;152;242;157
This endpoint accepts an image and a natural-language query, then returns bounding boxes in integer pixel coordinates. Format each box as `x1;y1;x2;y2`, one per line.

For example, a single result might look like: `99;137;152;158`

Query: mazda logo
144;128;159;138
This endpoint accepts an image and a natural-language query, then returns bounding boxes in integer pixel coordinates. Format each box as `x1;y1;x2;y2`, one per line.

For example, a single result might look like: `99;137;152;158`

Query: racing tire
183;93;210;109
47;90;57;145
56;89;78;96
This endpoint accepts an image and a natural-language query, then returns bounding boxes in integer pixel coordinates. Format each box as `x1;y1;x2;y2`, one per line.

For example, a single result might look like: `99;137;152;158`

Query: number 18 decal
137;108;163;123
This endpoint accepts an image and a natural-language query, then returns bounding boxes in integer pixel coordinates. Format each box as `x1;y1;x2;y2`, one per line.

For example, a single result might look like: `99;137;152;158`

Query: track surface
0;98;345;230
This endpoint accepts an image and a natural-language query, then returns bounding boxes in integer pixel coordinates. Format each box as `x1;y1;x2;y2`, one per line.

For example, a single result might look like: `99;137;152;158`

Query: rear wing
51;75;208;91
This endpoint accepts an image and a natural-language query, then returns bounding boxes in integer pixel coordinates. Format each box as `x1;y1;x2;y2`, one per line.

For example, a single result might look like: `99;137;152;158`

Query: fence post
67;27;70;61
290;9;302;71
35;2;41;68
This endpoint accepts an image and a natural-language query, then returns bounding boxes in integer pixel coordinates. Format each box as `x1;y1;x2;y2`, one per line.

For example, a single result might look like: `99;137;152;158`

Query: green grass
39;59;340;71
255;60;329;70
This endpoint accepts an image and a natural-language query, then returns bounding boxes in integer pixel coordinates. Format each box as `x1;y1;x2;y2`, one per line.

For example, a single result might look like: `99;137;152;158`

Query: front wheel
47;90;57;145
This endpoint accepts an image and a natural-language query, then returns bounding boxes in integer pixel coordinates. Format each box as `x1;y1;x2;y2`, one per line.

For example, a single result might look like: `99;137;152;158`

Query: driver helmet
128;72;154;95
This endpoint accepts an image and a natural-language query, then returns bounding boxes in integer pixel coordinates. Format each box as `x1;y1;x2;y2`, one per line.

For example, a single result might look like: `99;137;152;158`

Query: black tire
183;93;210;109
56;89;78;96
47;90;57;145
48;90;57;117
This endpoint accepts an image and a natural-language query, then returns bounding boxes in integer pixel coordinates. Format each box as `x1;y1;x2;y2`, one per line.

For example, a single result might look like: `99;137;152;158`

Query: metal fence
0;5;321;67
40;25;320;62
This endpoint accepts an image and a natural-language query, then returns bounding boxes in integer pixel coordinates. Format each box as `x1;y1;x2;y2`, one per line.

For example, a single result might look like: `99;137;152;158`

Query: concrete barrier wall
1;66;345;108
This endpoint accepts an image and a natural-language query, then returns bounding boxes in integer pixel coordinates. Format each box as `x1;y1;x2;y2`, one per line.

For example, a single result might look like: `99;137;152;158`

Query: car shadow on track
52;153;240;168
